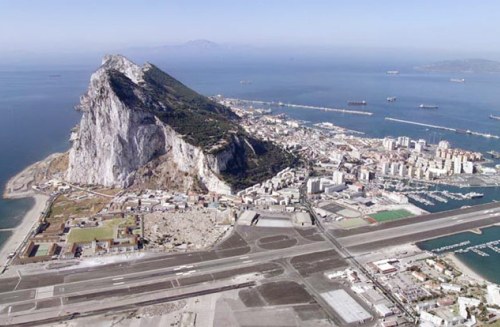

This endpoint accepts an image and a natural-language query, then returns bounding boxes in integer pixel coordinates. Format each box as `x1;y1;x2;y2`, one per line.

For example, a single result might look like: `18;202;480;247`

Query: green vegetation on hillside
107;63;298;190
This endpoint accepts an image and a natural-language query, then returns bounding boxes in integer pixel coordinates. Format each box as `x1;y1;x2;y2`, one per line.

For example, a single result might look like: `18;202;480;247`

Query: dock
385;117;499;139
227;98;373;116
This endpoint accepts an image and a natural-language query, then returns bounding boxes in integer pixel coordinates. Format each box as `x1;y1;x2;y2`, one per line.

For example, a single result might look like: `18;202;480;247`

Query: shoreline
446;252;487;284
0;194;48;268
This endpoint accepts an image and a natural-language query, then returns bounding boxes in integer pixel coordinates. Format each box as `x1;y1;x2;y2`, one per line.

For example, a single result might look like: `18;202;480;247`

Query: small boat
490;114;500;121
450;78;465;83
387;97;397;102
386;70;400;75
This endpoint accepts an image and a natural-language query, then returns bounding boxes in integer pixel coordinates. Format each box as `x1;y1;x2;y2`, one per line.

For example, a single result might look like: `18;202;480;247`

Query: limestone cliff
67;55;295;194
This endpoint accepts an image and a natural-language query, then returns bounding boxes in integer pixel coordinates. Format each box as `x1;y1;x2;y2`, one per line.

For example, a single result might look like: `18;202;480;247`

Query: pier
227;98;374;116
385;117;499;139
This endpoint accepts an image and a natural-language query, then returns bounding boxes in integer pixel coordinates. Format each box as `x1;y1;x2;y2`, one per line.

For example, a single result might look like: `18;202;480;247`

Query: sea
417;226;500;284
0;55;499;276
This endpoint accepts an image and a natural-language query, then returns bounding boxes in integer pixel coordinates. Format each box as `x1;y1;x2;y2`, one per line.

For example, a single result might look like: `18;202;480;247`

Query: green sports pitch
369;209;414;222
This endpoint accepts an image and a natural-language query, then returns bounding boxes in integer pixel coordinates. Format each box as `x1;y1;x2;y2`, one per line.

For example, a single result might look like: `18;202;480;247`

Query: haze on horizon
1;0;500;62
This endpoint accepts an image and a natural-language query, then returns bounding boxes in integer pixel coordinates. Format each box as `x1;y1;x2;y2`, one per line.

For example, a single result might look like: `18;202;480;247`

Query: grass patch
67;219;122;243
370;209;414;223
67;226;114;243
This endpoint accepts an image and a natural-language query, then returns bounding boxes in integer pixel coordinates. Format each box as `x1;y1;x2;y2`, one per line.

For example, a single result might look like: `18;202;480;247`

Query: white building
307;178;321;194
453;158;462;174
333;170;345;185
380;161;390;175
463;161;474;174
390;162;400;175
438;140;450;150
383;137;396;151
397;136;410;148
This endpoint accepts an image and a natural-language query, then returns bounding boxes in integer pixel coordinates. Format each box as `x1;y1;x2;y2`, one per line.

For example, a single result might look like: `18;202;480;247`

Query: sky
1;0;500;57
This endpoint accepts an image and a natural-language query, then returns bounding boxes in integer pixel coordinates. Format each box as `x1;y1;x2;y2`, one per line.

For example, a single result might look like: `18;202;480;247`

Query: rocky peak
100;54;144;84
67;55;296;193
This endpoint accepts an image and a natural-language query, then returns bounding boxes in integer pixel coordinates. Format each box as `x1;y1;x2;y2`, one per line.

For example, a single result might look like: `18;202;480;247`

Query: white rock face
66;55;233;194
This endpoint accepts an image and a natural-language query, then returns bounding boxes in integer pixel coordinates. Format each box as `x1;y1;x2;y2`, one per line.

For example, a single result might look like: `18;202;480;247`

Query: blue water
0;70;86;247
0;56;499;252
417;226;500;284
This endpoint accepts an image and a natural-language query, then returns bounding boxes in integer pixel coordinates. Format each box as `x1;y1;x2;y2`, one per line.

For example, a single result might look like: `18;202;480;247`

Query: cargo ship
348;100;367;106
386;97;397;102
450;78;465;83
386;70;400;75
419;104;439;109
490;114;500;121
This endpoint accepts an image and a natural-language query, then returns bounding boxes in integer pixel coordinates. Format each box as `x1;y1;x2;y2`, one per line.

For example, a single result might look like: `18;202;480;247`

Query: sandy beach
0;194;48;268
446;252;486;283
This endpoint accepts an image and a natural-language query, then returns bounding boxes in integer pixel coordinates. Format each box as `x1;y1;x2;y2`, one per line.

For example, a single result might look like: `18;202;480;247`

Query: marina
418;226;500;284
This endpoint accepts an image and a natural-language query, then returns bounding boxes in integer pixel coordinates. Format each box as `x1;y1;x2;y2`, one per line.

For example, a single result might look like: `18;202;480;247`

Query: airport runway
337;206;500;252
1;202;499;325
0;237;333;326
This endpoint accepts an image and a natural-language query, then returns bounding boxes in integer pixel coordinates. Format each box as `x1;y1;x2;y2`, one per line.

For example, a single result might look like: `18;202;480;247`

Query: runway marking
457;220;464;223
173;267;182;271
36;286;54;300
112;282;125;286
112;277;124;281
185;265;194;269
176;272;183;276
239;256;249;260
242;260;253;264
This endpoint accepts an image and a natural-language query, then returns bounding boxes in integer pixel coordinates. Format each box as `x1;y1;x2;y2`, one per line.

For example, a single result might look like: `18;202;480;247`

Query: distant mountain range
415;59;500;73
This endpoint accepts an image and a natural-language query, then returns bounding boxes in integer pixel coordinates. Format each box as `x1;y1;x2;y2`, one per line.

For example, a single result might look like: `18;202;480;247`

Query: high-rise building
390;162;400;175
307;178;321;194
397;136;410;148
380;162;390;175
332;170;345;185
383;137;396;151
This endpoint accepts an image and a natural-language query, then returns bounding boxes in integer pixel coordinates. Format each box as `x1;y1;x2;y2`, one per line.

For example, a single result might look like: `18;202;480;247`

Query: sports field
369;209;414;223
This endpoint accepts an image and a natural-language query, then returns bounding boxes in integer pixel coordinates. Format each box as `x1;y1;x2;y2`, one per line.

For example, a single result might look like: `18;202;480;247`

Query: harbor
385;117;499;139
417;226;500;284
225;98;374;116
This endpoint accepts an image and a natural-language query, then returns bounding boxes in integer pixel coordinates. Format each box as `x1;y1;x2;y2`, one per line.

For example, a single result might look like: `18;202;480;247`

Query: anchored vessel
419;104;439;109
348;100;367;106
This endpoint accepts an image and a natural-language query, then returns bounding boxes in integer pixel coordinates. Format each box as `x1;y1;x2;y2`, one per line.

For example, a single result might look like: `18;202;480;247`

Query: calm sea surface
0;58;499;272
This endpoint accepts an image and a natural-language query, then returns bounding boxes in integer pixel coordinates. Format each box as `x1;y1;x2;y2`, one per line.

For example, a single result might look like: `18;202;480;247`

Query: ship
419;104;439;109
490;114;500;121
386;70;400;75
468;192;484;199
487;151;500;159
450;78;465;83
239;80;252;85
387;97;397;102
348;100;367;106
